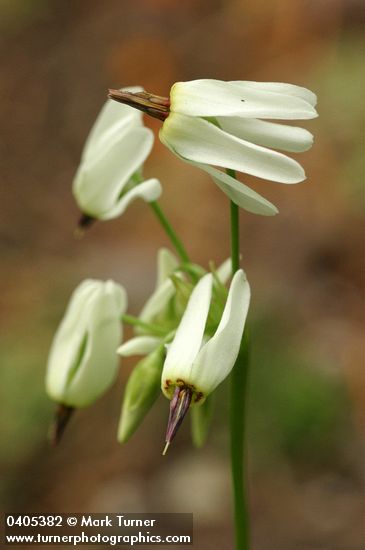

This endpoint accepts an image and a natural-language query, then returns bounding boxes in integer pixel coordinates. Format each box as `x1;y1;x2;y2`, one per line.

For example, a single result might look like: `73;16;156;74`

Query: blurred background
1;0;365;548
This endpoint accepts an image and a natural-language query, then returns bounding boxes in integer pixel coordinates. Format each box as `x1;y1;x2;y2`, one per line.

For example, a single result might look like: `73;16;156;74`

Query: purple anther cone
163;386;192;455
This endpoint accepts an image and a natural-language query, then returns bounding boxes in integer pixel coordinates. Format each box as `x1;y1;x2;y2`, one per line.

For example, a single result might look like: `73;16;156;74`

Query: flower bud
46;279;127;408
118;344;166;443
73;87;161;221
190;394;214;448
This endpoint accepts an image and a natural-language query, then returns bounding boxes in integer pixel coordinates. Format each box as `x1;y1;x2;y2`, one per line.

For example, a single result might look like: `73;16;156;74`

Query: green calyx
118;344;166;443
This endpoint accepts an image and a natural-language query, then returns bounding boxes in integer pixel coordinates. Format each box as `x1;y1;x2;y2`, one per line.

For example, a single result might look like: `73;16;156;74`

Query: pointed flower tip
108;88;123;101
162;441;170;456
48;404;74;446
108;88;170;121
164;386;192;449
74;214;95;239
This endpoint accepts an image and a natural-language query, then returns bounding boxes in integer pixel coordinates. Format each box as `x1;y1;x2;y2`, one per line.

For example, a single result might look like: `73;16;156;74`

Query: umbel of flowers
46;248;246;448
46;79;316;456
46;77;316;550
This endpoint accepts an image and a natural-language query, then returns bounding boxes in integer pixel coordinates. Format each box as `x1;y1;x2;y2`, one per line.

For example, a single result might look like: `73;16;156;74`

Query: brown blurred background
1;0;365;548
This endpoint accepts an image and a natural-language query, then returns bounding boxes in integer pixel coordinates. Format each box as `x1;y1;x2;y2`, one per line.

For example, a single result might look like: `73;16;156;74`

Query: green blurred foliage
0;0;49;31
315;33;365;212
249;314;350;468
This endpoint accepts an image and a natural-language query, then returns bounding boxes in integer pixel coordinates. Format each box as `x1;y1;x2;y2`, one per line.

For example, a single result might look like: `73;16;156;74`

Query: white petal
139;277;176;325
65;287;124;406
100;178;162;220
156;248;179;288
230;81;317;107
46;280;127;408
161;113;305;184
218;117;314;153
216;258;232;284
82;98;143;163
160;126;278;216
170;79;317;119
103;279;128;315
195;162;279;216
190;270;250;395
73;127;154;217
117;336;161;357
46;280;99;400
161;274;213;395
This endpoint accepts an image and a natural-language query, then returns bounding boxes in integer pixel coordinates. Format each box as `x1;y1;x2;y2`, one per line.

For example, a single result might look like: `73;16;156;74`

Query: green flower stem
121;314;166;336
230;200;240;273
227;168;250;550
230;332;250;550
149;201;190;264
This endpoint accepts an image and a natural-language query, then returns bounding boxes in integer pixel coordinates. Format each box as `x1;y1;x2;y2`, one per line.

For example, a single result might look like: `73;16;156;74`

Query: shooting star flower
116;249;233;443
161;269;250;454
109;79;317;216
46;279;127;443
73;87;161;226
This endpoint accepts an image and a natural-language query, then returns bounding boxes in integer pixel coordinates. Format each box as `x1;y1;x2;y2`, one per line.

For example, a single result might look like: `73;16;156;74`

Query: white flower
46;279;127;408
161;269;250;403
117;248;233;359
117;248;180;358
159;79;318;216
73;87;162;220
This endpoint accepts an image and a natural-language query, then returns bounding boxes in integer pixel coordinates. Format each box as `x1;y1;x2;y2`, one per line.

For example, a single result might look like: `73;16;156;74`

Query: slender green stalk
121;314;166;336
149;201;190;264
230;200;240;273
227;168;250;550
230;333;250;550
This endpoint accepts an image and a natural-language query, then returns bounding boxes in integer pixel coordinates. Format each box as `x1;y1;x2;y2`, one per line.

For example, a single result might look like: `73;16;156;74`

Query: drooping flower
46;279;127;411
115;248;180;443
117;248;180;360
161;269;250;453
116;248;233;443
73;87;162;223
109;80;317;216
117;248;232;359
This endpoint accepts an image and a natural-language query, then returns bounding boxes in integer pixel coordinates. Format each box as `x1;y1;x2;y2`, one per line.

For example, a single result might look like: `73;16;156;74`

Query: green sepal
117;344;165;443
178;262;206;282
197;262;228;336
191;394;214;448
170;274;194;318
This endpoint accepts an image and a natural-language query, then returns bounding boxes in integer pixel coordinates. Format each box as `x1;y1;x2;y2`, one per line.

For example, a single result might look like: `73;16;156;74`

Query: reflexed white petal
73;126;154;217
171;79;317;119
46;280;99;401
117;336;161;357
160;127;278;216
161;113;305;183
82;93;143;162
103;279;128;314
190;270;250;395
100;178;162;220
46;280;127;408
157;248;179;287
139;277;176;325
216;258;232;284
230;81;317;107
161;274;213;394
64;285;125;406
196;162;279;216
218;117;314;153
